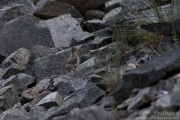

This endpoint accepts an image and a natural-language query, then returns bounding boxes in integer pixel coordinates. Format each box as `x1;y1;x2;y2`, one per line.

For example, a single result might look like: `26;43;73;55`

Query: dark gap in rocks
154;0;172;6
27;80;37;88
69;91;75;94
138;101;151;109
0;55;6;64
96;83;107;91
24;106;30;112
163;68;180;80
18;94;21;98
93;95;105;105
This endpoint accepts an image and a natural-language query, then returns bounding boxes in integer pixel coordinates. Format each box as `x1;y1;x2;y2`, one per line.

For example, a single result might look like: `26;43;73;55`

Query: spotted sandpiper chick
66;47;79;76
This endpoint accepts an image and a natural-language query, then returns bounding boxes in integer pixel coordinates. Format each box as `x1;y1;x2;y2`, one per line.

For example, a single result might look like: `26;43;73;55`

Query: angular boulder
0;5;29;30
44;86;105;119
33;48;71;80
38;14;92;48
0;0;33;9
1;75;28;93
0;16;54;57
2;48;31;69
113;49;180;104
76;57;97;76
1;48;31;79
37;92;63;108
0;85;19;113
70;32;94;47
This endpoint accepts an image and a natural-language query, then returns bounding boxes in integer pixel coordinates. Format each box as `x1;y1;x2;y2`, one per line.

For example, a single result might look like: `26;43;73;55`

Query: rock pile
0;0;180;120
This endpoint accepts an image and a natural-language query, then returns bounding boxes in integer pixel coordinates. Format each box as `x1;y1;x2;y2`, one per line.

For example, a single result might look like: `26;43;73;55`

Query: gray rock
1;48;31;79
0;68;3;78
38;14;89;48
171;78;180;107
1;75;28;93
0;103;47;120
53;75;90;92
92;27;113;37
44;86;105;119
105;3;177;27
17;73;35;87
2;48;31;69
32;91;51;105
75;18;84;29
103;7;122;21
104;0;122;12
0;85;19;114
37;92;63;108
158;36;177;53
84;42;116;64
171;91;180;107
63;86;105;108
53;78;75;97
69;78;90;91
33;1;82;19
76;57;97;76
0;15;54;57
92;36;112;47
31;45;63;59
36;78;51;91
129;4;179;23
70;32;94;47
52;116;65;120
151;94;176;112
172;77;180;92
33;48;71;80
128;87;153;110
31;0;48;11
0;4;29;29
56;0;106;14
1;64;25;79
140;22;173;35
65;106;115;120
100;96;115;108
89;74;104;83
0;0;33;9
171;0;180;20
113;49;180;104
104;11;125;27
85;19;107;32
121;0;150;12
43;103;79;120
84;10;105;20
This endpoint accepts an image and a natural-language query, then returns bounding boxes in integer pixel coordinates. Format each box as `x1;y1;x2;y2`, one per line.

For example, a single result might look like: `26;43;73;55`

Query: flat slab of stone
37;92;63;108
113;50;180;104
